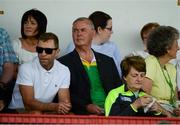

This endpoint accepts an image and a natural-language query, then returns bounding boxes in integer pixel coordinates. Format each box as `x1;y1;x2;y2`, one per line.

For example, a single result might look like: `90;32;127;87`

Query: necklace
157;58;176;107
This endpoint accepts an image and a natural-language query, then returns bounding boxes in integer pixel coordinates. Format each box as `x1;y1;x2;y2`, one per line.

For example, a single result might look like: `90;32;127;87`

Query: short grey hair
72;17;95;30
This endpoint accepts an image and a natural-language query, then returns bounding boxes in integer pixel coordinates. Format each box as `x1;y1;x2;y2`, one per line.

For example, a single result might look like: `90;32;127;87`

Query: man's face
72;20;95;48
37;39;59;70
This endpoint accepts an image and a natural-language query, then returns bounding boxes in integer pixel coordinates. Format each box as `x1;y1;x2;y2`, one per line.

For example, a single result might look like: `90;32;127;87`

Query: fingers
58;102;71;114
141;96;153;106
94;106;104;115
86;104;104;115
0;100;5;111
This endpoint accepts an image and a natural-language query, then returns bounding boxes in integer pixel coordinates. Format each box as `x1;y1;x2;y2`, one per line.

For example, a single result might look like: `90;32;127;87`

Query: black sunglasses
36;46;58;54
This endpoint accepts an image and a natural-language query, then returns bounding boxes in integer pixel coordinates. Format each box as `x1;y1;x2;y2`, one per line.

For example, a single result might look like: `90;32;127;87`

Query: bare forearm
0;63;15;83
24;100;58;112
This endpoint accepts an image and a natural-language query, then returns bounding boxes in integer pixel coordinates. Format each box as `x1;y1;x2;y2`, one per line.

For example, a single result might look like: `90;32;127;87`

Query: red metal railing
0;114;180;124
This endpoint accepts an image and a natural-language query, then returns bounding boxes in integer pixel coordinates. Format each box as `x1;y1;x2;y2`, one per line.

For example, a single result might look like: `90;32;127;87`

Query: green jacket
105;84;160;116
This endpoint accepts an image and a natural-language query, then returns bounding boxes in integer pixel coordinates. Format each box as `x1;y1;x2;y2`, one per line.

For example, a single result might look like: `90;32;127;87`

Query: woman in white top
12;9;47;64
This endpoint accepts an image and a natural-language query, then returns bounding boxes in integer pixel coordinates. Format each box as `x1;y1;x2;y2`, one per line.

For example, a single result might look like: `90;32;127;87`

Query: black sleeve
109;96;137;116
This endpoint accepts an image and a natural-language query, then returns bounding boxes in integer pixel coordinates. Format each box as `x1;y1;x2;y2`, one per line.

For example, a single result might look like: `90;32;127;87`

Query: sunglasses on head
36;46;58;54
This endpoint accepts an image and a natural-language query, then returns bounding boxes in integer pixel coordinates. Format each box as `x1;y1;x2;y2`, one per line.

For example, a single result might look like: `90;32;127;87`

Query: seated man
9;32;71;114
0;28;18;112
105;56;171;117
58;17;122;115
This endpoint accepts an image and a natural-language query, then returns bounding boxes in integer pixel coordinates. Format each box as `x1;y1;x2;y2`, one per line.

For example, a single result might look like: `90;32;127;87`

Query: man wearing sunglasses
58;17;122;115
9;32;71;114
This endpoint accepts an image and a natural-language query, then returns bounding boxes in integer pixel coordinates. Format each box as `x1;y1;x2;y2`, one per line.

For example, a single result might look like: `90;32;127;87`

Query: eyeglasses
105;27;112;31
36;46;58;54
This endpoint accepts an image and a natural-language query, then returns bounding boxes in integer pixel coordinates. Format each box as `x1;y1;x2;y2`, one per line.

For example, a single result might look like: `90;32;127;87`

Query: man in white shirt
9;32;71;114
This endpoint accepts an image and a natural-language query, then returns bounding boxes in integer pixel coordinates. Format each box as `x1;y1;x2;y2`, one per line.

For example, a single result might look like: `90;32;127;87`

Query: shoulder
108;84;125;97
54;59;70;72
19;58;37;71
58;53;71;65
12;39;21;49
58;51;77;63
0;28;8;36
94;51;114;61
166;63;176;71
145;55;156;62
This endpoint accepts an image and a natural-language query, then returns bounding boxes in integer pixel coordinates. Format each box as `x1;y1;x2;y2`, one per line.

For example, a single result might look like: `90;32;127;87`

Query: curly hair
147;26;179;57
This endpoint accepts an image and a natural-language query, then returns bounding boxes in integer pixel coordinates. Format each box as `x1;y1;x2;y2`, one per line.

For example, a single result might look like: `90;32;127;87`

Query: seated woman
142;26;180;116
105;55;170;117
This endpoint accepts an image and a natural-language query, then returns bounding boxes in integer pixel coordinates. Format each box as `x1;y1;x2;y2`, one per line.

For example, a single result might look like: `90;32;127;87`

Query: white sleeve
60;67;70;88
16;63;34;86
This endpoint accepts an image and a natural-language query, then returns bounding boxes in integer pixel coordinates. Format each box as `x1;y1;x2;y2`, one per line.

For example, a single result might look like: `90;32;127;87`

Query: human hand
173;107;180;116
86;104;104;115
149;101;161;112
57;101;71;114
132;95;153;109
150;102;172;117
0;100;5;111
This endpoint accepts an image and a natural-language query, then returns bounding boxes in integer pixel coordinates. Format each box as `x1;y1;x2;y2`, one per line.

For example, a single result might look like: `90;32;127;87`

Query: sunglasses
105;27;112;31
36;46;58;54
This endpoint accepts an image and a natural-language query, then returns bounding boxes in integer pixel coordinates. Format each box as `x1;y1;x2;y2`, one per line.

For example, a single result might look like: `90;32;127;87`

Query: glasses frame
36;46;58;54
105;27;112;31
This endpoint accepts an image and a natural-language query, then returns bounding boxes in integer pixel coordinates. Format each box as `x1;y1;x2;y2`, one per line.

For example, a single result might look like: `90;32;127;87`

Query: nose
40;50;47;56
137;75;143;82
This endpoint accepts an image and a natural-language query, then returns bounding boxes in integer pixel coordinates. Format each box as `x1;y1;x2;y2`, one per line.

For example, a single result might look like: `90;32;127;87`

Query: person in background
143;26;180;116
9;32;71;114
58;17;121;115
105;55;170;117
12;8;47;64
176;52;180;99
132;22;160;58
0;28;18;112
65;11;122;76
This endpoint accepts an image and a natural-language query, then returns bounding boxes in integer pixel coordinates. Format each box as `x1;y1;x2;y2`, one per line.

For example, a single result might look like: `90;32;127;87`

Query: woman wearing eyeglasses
12;9;47;64
65;11;122;77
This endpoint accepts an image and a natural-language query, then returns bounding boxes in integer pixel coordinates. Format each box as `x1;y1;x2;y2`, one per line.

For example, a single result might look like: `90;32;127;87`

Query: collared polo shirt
9;57;70;109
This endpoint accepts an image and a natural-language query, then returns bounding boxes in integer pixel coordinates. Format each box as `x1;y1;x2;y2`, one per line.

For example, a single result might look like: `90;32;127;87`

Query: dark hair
21;9;47;39
140;22;160;41
121;55;146;77
88;11;112;32
147;26;179;57
38;32;59;48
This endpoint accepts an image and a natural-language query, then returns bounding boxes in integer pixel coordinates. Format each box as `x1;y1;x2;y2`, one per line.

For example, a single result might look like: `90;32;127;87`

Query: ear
55;49;60;58
123;76;127;81
97;26;103;34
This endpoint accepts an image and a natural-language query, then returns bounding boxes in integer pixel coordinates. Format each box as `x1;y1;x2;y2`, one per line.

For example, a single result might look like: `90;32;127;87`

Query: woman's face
98;19;113;43
124;67;145;92
167;40;180;59
23;16;38;37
